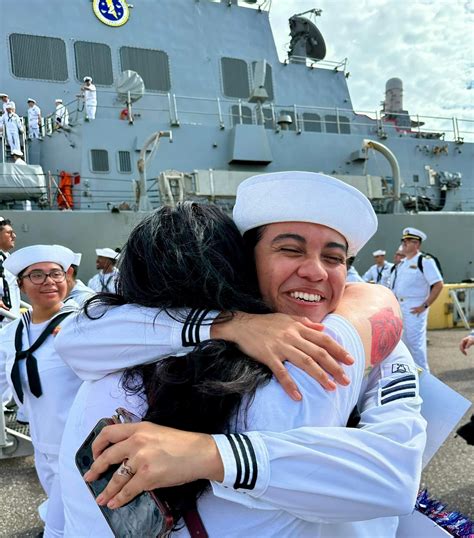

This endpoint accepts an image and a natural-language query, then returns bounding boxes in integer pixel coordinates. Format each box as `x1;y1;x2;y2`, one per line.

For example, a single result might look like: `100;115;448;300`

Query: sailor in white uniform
391;227;443;371
87;247;120;293
56;173;425;537
1;94;15;114
81;76;97;120
0;245;81;537
27;98;42;139
64;252;95;306
2;102;23;153
54;99;69;128
11;149;27;165
363;249;393;287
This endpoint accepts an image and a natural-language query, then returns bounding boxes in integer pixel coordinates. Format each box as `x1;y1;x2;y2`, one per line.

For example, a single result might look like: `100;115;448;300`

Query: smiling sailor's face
254;222;348;323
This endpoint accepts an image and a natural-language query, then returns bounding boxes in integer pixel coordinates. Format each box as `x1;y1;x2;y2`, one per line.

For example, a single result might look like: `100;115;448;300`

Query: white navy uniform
64;279;95;307
346;266;364;283
83;84;97;120
27;104;42;139
87;268;119;293
0;306;81;537
55;306;425;537
2;100;15;114
363;262;394;288
1;111;23;152
55;103;69;127
0;251;21;328
392;253;442;371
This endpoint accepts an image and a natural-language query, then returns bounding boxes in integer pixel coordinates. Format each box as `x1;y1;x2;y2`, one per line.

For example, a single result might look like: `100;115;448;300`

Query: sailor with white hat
27;97;42;139
11;148;26;165
1;100;23;152
1;93;15;114
55;172;425;538
64;251;95;306
0;244;81;536
87;247;120;293
362;249;393;287
81;75;97;120
391;227;444;370
55;98;69;128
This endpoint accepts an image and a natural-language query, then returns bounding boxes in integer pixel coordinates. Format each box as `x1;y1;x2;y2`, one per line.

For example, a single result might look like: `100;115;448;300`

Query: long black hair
84;203;272;520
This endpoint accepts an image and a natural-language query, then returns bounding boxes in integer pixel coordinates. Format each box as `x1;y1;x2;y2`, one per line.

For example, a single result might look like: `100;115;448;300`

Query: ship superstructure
0;0;472;281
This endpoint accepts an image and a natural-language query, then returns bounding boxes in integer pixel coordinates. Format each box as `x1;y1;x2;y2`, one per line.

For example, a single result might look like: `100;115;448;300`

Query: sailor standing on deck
27;98;42;139
391;227;443;371
363;249;393;287
81;76;97;120
1;101;23;153
0;245;82;537
87;247;120;293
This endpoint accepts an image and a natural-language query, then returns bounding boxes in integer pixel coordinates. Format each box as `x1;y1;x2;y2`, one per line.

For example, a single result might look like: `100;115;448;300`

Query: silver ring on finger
116;459;135;479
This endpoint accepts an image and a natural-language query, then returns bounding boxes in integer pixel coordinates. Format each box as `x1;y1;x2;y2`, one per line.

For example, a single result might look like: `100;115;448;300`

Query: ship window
9;34;68;81
303;113;322;132
74;41;113;86
325;114;351;134
279;110;297;131
118;151;132;173
120;47;171;92
91;150;109;172
413;174;419;183
221;58;250;99
231;105;253;126
262;107;274;129
251;62;274;101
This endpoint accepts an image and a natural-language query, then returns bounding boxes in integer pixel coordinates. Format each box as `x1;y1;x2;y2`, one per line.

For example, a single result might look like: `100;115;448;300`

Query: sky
267;0;473;136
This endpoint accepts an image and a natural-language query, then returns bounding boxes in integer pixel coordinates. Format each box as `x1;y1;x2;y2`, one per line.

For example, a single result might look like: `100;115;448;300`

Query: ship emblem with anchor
93;0;130;27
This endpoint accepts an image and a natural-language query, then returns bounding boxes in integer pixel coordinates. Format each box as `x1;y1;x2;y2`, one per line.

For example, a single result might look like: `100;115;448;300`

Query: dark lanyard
12;311;72;403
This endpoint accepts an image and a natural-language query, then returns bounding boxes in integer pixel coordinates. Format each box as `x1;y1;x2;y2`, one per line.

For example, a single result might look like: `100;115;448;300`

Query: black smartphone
75;416;174;538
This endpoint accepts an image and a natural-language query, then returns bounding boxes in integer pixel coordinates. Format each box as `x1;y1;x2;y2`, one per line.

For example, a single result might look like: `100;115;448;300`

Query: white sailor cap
83;76;92;82
55;98;63;103
233;171;377;256
27;98;36;104
72;252;82;266
11;149;23;157
5;101;14;109
4;244;75;277
402;227;427;242
95;248;119;260
372;249;386;256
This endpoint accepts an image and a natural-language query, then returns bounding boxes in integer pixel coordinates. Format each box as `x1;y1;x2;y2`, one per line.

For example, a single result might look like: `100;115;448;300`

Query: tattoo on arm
369;307;403;365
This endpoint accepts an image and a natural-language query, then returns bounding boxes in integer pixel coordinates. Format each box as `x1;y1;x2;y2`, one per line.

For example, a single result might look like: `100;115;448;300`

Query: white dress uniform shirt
346;266;364;282
3;100;15;114
87;268;119;294
0;251;21;328
55;307;425;537
0;305;80;537
1;112;23;152
83;84;97;120
64;279;95;307
55;103;69;127
391;253;443;371
27;104;42;139
363;262;394;288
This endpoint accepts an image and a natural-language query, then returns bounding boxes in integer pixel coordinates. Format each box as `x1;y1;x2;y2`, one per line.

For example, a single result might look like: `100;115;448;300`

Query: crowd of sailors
0;170;472;537
0;77;97;162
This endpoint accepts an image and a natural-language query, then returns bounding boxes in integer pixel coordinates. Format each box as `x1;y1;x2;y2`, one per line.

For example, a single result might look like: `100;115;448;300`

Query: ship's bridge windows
90;150;110;173
9;34;68;81
120;47;171;92
118;151;132;173
325;114;351;134
74;41;113;86
231;105;253;126
221;58;250;99
303;113;322;133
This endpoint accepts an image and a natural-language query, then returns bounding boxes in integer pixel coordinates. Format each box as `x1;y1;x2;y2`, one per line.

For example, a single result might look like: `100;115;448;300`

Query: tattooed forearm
369;307;403;365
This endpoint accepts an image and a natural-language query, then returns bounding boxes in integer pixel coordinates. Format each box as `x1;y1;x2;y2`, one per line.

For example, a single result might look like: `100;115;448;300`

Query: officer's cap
27;98;36;104
372;249;386;256
4;244;75;277
233;171;378;256
95;248;119;260
55;99;63;103
402;227;426;242
11;149;23;157
83;76;92;82
0;93;7;98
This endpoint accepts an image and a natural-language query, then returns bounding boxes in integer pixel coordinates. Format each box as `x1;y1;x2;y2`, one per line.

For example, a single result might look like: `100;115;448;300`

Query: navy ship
0;0;472;282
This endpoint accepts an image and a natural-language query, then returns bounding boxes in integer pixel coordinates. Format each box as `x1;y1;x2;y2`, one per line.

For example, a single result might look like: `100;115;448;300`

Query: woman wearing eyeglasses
0;244;81;538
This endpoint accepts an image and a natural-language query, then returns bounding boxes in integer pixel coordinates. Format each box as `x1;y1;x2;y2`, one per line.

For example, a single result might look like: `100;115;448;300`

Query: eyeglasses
21;269;66;285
